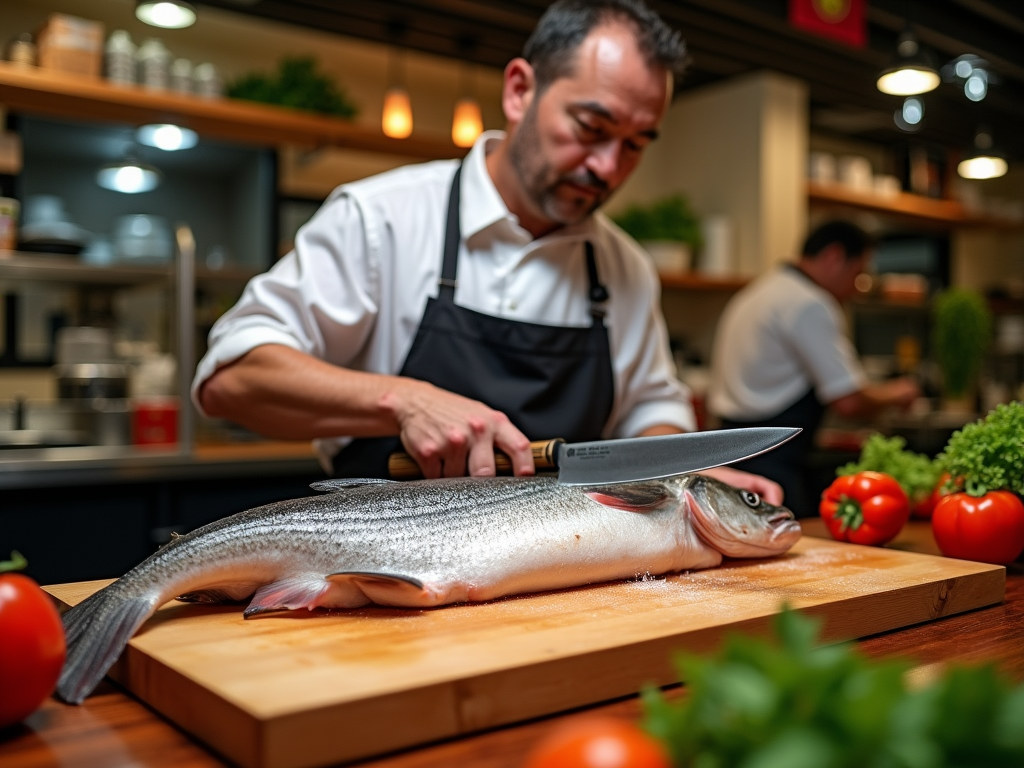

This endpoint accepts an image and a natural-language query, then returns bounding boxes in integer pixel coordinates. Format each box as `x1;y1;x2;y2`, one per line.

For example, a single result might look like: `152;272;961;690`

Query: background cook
707;220;920;516
192;0;780;503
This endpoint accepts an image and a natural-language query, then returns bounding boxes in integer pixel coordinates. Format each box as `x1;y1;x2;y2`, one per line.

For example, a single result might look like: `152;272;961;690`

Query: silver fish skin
56;474;800;704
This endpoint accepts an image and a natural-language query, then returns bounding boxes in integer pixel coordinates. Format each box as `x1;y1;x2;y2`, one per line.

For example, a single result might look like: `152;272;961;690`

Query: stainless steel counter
0;442;323;490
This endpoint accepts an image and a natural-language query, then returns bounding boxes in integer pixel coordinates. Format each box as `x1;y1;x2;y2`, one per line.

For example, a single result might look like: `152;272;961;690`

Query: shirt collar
460;130;598;248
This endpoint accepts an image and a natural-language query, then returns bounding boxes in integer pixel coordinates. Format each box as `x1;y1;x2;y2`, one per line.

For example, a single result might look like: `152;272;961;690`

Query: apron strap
438;164;462;302
585;241;609;319
437;161;610;321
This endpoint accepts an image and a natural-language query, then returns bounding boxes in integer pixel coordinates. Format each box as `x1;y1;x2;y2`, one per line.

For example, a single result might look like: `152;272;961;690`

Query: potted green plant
931;287;992;412
612;195;702;274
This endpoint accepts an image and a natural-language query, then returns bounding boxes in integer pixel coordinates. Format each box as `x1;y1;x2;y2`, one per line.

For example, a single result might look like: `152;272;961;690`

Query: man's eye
576;119;600;136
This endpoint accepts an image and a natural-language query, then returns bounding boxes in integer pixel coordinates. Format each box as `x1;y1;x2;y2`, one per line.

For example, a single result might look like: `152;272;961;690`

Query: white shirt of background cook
192;131;694;468
708;266;866;420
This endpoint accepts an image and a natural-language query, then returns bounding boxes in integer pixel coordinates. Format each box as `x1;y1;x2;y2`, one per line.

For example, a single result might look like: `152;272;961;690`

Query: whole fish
56;474;800;704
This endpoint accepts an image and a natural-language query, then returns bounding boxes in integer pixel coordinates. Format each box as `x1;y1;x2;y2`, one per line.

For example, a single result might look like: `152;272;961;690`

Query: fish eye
741;491;760;508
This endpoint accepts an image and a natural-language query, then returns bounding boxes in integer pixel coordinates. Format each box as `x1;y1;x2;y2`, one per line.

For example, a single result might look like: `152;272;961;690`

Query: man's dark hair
523;0;687;92
801;220;873;260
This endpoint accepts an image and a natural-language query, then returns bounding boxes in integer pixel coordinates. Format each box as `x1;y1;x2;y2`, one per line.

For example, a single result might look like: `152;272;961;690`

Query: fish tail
56;583;157;704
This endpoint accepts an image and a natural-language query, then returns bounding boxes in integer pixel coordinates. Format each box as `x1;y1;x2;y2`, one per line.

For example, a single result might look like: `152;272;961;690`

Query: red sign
789;0;866;48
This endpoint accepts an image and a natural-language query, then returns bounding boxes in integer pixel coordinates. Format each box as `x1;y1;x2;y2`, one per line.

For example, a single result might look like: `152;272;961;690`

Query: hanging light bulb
876;31;940;96
382;87;413;139
381;43;413;140
136;123;199;151
958;129;1008;180
135;1;196;29
452;98;483;148
97;159;162;193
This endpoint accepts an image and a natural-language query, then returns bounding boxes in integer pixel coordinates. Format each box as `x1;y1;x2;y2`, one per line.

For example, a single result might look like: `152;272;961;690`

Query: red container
132;397;179;447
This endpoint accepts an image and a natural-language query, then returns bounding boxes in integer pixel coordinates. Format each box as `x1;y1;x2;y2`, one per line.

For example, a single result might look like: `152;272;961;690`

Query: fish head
681;475;802;557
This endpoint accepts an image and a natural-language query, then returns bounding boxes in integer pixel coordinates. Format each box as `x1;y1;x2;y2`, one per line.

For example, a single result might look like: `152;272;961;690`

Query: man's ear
818;242;847;268
502;57;536;125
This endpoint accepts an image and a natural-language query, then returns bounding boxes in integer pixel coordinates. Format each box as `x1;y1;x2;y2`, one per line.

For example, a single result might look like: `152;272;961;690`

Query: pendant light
958;129;1008;180
97;158;162;193
451;57;482;148
876;30;940;96
452;98;483;148
381;47;413;139
136;1;196;29
136;123;198;151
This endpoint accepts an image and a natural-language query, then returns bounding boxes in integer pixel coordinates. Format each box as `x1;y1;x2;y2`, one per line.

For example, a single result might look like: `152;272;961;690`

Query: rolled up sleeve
605;245;696;438
191;193;379;414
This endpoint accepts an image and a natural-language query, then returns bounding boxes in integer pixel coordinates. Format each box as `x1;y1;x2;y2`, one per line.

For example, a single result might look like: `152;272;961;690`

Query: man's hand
383;379;535;479
700;466;784;507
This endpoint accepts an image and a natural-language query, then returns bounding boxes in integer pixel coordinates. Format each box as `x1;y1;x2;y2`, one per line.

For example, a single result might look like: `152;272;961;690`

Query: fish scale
55;473;801;705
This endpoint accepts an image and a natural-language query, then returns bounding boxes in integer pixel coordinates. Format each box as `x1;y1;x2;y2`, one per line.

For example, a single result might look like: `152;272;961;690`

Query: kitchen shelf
807;181;1023;230
0;252;259;286
0;61;463;158
658;271;748;291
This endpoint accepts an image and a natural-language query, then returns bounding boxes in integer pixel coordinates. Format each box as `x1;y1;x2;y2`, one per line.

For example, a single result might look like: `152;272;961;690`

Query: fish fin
310;478;400;493
176;589;245;604
243;577;333;618
584;482;670;512
326;571;426;606
57;584;157;705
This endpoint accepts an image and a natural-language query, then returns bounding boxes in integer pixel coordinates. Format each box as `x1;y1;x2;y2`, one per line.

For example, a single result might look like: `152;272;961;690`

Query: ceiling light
452;98;483;148
964;70;988;102
876;31;940;96
97;160;162;193
958;130;1008;180
136;123;198;151
382;87;413;139
136;1;196;29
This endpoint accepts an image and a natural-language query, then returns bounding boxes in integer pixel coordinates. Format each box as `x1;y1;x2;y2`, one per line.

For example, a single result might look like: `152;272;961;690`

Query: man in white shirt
193;0;779;502
708;221;920;515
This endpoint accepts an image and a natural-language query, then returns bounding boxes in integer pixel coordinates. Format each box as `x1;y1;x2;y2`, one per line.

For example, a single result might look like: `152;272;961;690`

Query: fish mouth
768;510;795;528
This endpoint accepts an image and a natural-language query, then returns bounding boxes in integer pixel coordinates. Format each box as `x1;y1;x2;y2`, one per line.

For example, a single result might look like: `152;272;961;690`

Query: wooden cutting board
46;536;1004;768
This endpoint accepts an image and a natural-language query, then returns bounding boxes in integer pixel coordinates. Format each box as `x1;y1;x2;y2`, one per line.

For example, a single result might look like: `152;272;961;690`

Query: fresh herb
837;433;939;505
938;401;1024;496
642;606;1024;768
612;195;703;249
932;288;992;399
228;57;358;118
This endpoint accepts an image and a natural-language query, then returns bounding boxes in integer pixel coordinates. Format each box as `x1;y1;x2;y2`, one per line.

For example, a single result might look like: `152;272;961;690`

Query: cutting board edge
251;566;1005;768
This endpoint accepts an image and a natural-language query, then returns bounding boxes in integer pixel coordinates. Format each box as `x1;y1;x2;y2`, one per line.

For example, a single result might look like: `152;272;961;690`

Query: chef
707;220;920;516
192;0;780;502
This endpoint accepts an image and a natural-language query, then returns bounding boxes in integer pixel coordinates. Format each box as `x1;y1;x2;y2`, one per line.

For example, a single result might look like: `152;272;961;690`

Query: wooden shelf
0;61;464;158
807;181;1023;230
0;252;259;286
658;271;748;291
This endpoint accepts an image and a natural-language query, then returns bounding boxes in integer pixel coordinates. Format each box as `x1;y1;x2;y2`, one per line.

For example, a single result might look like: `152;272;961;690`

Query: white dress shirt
193;131;695;467
708;265;866;420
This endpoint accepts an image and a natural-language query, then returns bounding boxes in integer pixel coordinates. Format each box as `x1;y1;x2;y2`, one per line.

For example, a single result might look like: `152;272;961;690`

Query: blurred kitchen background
0;0;1022;584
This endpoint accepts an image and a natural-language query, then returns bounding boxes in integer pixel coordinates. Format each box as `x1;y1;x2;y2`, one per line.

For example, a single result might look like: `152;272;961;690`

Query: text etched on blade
565;446;613;461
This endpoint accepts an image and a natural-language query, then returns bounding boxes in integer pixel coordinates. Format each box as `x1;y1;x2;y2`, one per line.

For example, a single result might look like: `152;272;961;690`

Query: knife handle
387;438;564;480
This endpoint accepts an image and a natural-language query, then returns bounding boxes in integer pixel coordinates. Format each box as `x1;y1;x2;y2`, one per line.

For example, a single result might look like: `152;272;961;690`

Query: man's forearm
198;344;409;440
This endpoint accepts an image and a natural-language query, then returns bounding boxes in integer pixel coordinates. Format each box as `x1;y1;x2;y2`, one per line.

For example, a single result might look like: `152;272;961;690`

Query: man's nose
585;140;622;182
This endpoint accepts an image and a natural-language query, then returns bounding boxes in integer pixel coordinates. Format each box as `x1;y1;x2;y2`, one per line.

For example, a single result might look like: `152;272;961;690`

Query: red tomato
931;491;1024;564
523;717;671;768
911;473;952;520
0;558;67;728
819;471;910;546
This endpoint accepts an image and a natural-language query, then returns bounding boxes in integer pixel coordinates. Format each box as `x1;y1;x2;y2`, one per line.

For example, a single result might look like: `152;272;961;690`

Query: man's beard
507;103;612;226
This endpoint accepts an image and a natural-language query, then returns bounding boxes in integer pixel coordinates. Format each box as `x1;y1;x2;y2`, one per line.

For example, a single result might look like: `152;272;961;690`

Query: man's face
834;251;870;300
506;24;670;226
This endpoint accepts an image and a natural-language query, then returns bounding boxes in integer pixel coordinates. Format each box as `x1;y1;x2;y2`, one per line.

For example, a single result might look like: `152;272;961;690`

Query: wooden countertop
2;521;1021;767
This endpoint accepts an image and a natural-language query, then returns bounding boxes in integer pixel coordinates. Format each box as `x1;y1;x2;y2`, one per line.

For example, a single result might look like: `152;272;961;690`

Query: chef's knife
387;427;800;485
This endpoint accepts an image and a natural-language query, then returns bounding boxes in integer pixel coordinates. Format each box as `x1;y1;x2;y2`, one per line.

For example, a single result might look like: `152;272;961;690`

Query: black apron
332;164;615;478
719;388;825;518
719;264;829;517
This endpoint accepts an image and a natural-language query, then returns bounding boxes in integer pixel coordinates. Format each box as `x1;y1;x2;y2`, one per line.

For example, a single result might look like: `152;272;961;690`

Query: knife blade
386;427;800;484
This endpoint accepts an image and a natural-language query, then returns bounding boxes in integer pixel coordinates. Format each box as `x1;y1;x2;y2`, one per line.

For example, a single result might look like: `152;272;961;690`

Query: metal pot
54;362;129;400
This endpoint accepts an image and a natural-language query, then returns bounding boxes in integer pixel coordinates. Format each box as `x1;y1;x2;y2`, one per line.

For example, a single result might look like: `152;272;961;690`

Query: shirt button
507;300;517;312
